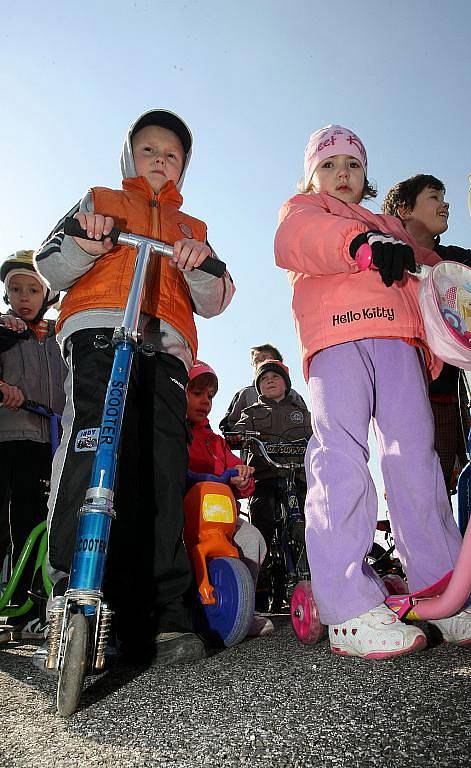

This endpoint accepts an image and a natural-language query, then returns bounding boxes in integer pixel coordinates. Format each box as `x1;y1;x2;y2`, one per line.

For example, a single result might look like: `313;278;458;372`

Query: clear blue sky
1;1;470;514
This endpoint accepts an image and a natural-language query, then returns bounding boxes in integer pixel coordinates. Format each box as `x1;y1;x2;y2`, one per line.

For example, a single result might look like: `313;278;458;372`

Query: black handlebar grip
197;255;226;278
63;217;121;246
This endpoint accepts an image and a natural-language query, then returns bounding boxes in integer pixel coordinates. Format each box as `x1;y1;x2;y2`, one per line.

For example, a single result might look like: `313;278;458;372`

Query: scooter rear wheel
57;612;89;717
290;580;325;644
203;557;255;647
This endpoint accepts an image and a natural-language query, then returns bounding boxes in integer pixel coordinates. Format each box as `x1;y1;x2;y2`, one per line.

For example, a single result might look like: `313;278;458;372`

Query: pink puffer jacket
274;192;442;381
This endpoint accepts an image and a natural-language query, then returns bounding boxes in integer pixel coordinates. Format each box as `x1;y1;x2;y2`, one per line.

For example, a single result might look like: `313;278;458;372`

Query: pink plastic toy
355;244;471;622
355;246;471;370
385;523;471;621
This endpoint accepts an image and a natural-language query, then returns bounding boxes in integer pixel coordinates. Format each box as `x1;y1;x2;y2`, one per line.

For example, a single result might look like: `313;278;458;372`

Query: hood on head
254;359;291;396
120;108;193;191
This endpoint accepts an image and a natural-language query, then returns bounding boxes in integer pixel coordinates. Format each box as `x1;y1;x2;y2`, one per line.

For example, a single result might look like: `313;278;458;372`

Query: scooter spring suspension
45;597;65;670
94;604;113;670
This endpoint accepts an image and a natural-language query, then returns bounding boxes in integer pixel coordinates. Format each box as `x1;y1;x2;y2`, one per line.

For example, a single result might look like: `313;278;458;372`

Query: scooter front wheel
57;612;89;717
290;580;325;645
202;557;254;647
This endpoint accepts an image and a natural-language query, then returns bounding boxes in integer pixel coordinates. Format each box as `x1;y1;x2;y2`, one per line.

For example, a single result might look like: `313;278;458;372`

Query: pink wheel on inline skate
382;573;408;595
290;580;325;644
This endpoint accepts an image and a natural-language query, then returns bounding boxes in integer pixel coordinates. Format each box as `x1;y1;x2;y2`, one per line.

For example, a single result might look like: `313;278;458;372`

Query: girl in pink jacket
275;124;470;659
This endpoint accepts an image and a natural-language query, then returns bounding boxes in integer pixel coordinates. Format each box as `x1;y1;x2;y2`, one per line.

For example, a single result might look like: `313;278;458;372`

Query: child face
187;382;216;423
6;274;44;321
404;186;449;236
259;372;286;402
132;125;185;194
311;154;365;204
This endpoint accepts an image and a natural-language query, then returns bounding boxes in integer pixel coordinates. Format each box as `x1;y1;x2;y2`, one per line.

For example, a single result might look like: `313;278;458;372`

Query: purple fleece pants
305;338;463;625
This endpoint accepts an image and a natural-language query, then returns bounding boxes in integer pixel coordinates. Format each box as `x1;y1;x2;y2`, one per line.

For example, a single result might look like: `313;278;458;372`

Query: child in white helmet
0;251;66;638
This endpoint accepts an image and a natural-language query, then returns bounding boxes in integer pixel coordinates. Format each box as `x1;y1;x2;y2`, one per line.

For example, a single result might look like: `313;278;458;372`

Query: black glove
349;230;416;287
0;325;30;353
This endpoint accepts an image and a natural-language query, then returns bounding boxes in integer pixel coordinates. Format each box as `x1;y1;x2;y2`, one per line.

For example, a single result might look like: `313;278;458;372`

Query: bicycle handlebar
355;243;431;280
64;218;226;278
225;431;306;470
0;389;58;417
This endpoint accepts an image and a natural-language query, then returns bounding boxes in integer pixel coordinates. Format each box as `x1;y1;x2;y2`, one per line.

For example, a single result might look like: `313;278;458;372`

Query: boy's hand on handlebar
70;213;115;256
230;464;255;489
171;238;212;272
0;315;27;332
0;382;25;410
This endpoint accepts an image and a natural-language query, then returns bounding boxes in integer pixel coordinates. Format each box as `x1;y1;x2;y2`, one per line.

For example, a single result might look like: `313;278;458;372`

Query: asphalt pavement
0;616;470;768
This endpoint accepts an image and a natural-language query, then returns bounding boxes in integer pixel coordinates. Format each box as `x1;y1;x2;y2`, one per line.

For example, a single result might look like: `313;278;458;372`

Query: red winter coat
188;419;255;499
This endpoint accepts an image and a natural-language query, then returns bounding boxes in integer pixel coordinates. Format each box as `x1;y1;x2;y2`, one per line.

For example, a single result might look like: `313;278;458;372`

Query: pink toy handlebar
355;243;430;279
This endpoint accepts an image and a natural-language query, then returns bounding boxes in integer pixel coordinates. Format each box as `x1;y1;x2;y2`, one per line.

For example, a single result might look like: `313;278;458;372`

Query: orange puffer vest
56;177;207;359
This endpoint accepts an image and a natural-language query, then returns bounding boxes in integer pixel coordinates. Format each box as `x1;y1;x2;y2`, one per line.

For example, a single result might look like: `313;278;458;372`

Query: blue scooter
45;218;225;716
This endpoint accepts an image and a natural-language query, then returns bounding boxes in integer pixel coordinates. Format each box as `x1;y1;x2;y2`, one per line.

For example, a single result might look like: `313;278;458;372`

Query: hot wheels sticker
75;427;99;452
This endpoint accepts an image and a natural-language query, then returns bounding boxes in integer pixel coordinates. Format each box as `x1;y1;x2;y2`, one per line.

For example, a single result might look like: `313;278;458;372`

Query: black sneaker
0;624;13;643
153;632;206;666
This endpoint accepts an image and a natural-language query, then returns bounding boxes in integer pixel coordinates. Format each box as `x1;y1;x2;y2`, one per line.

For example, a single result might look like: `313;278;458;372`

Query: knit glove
349;230;416;287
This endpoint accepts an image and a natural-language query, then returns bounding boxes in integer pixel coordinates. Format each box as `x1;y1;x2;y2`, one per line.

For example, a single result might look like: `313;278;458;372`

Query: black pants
430;399;468;494
49;329;193;640
0;440;51;608
249;477;307;549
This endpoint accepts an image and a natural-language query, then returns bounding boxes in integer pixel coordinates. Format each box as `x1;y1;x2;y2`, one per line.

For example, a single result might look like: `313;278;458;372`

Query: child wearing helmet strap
0;251;66;638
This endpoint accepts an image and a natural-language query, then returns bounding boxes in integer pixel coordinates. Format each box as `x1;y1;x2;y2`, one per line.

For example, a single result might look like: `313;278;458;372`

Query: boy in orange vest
34;109;234;668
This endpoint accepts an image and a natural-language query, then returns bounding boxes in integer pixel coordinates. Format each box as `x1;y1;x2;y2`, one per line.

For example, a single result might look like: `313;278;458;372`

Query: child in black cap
233;360;311;609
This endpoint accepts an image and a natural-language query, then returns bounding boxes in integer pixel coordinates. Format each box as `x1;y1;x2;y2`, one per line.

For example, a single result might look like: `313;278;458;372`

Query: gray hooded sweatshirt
34;110;235;369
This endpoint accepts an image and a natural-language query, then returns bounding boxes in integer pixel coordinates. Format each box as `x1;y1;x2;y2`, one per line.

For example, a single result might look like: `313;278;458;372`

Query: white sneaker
247;612;275;637
329;603;427;659
428;608;471;646
11;617;48;640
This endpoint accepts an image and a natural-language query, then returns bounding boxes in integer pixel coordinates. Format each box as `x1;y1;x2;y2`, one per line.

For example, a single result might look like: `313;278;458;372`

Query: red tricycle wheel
290;580;325;645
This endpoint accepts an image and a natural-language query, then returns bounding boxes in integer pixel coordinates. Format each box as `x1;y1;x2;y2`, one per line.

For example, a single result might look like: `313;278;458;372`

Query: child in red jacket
187;360;273;637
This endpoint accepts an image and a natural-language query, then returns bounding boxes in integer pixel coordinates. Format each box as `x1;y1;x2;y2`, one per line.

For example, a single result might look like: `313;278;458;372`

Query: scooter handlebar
63;218;226;278
355;243;430;279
